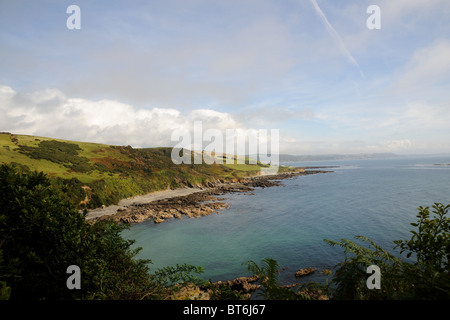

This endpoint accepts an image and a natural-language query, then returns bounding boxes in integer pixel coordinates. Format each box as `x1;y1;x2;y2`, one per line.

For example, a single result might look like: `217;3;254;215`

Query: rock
174;211;182;219
295;268;315;278
209;275;260;296
90;169;327;225
167;283;210;300
224;276;259;292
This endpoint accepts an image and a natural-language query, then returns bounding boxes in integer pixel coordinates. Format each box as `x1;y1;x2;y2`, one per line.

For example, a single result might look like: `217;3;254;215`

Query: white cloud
383;139;413;150
282;137;296;143
369;102;450;134
0;84;246;148
0;84;305;157
3;84;449;155
388;40;450;99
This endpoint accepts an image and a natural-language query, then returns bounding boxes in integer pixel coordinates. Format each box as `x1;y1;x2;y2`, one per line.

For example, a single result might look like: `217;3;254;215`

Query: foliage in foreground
325;203;450;300
245;258;329;300
1;163;449;300
0;164;203;300
233;203;450;300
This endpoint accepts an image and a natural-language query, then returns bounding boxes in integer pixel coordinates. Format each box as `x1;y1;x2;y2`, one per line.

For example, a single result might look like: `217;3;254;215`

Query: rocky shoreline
88;167;333;300
89;169;331;225
176;267;328;300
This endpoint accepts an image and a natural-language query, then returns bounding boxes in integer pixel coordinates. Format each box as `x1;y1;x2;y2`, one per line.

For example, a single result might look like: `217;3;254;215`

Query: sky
1;0;450;155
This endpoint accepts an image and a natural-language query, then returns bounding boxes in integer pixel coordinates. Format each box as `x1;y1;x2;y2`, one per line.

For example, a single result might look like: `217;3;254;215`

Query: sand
85;186;205;220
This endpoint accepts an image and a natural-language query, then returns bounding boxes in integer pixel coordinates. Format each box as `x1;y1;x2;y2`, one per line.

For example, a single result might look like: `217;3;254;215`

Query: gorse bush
18;140;93;173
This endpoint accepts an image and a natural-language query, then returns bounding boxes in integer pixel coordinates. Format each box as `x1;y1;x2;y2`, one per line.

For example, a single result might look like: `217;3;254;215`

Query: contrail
310;0;366;79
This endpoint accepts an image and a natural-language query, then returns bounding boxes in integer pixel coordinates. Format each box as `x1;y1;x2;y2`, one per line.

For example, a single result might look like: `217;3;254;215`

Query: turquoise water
121;156;450;284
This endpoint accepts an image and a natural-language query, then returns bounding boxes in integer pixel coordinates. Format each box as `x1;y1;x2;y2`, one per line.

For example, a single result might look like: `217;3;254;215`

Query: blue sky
1;0;450;155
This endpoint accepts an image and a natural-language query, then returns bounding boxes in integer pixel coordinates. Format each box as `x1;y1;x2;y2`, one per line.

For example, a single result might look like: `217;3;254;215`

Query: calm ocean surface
122;156;450;284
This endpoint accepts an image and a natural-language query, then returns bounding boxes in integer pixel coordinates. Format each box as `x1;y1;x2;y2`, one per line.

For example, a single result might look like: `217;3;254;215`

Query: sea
121;155;450;286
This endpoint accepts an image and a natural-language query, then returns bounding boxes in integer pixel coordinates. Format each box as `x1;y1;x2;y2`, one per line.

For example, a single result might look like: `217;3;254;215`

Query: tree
0;164;203;300
394;203;450;272
393;203;450;299
0;164;90;299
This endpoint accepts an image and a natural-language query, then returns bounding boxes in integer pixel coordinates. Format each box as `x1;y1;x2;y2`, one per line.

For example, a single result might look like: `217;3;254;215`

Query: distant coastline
275;153;400;162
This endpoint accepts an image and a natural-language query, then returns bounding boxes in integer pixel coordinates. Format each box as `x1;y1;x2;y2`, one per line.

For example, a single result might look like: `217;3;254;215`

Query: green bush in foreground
325;203;450;300
0;164;203;300
244;204;450;300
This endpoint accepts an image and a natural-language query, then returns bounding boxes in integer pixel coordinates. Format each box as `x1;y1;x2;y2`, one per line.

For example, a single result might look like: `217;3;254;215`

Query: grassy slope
0;133;125;183
0;132;289;209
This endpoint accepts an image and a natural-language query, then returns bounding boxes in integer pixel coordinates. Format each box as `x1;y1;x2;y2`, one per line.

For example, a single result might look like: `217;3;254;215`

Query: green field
0;133;127;183
0;132;288;209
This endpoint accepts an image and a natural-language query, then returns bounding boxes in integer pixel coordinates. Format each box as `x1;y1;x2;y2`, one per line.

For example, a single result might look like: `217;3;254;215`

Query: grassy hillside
0;132;283;209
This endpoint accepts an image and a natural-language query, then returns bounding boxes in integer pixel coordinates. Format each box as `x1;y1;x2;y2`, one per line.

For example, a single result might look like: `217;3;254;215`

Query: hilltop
0;132;289;210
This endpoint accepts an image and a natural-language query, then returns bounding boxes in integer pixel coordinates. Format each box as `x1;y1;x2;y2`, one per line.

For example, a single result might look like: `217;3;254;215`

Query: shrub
18;140;93;173
325;203;450;300
0;164;203;300
0;164;89;299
